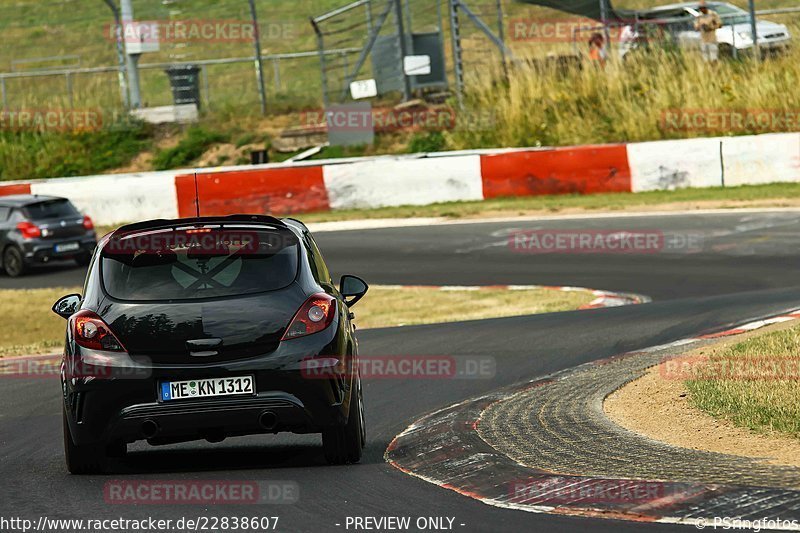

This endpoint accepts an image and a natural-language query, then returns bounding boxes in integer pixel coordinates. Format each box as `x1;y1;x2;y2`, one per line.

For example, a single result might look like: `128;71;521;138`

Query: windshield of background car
22;199;79;220
100;226;300;301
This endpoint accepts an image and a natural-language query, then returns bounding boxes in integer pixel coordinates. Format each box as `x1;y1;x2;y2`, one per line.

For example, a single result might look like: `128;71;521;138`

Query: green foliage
0;121;152;181
152;127;228;170
407;131;447;153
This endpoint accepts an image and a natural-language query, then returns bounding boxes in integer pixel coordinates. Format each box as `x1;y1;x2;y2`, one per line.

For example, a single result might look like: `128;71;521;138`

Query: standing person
588;32;607;67
619;24;640;60
694;0;722;62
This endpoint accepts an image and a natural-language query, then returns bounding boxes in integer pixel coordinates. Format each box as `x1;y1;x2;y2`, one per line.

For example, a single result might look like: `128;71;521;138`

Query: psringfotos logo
0;109;103;132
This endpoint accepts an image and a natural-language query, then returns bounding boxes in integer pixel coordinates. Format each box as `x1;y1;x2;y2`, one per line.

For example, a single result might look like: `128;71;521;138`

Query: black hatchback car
0;194;97;277
53;215;368;474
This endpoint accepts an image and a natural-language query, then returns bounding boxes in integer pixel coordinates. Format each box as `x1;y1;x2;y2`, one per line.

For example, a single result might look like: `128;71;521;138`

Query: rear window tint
23;199;79;220
100;228;299;301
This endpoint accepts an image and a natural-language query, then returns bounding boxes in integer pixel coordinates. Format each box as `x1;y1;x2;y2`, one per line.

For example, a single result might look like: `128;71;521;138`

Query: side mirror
52;294;81;319
340;275;368;307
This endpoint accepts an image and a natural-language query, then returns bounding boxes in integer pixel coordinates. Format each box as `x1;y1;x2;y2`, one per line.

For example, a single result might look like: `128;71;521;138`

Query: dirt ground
604;320;800;468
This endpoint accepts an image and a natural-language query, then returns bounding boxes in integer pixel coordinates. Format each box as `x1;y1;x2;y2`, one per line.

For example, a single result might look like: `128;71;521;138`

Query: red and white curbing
385;304;800;528
374;284;649;310
698;309;800;338
1;131;798;226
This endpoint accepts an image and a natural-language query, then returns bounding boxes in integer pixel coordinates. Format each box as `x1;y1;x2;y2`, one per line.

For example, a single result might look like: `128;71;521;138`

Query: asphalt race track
3;209;800;532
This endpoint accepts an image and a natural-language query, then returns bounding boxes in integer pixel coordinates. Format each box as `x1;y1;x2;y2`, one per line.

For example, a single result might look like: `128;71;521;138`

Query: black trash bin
164;65;201;108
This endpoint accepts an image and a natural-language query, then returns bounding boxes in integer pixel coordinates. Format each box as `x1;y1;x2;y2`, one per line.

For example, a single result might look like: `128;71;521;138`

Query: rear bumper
62;320;355;446
21;237;96;263
110;392;321;445
66;369;348;446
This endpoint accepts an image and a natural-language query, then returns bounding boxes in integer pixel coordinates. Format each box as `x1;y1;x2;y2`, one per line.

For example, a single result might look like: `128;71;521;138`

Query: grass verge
605;320;800;468
0;285;593;358
0;286;80;358
687;324;800;438
0;122;153;181
354;286;594;329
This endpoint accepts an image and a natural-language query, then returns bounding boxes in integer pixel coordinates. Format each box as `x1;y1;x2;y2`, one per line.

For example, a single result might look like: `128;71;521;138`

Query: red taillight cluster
16;221;41;239
71;310;126;352
82;215;94;230
282;293;337;340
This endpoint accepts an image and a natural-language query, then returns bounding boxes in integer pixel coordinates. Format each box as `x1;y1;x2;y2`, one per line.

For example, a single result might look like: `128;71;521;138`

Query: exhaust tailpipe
141;419;160;439
258;410;279;431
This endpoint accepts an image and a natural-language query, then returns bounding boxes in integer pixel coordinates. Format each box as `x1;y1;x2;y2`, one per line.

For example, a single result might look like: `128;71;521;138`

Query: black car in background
53;214;369;474
0;195;97;277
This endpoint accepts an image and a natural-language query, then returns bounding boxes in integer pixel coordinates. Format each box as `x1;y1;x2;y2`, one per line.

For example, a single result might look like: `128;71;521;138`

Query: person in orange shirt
588;32;607;66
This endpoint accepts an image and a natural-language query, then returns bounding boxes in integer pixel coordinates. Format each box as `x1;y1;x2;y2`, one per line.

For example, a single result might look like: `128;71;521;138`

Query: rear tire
63;406;107;475
3;246;27;278
322;378;365;465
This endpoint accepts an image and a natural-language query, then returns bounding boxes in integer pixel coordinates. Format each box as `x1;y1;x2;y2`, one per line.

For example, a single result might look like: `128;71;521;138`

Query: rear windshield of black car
100;227;300;301
23;199;79;220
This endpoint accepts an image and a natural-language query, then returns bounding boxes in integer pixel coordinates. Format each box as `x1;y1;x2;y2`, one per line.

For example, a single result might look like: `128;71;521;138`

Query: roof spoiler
113;215;289;235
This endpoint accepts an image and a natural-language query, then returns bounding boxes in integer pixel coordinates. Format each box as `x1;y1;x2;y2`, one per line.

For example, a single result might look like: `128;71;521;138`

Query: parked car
627;2;791;58
53;214;368;474
0;195;97;277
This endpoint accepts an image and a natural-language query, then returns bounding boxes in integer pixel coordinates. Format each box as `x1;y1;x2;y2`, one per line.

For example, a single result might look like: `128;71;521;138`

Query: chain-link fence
0;0;352;111
2;0;799;114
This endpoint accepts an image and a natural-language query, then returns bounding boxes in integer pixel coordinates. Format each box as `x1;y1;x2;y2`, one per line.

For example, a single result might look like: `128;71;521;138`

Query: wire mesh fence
1;0;799;114
0;0;347;111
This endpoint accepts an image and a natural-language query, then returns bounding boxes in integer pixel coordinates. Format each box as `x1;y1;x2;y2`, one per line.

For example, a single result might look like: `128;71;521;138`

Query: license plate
160;376;255;402
55;242;80;253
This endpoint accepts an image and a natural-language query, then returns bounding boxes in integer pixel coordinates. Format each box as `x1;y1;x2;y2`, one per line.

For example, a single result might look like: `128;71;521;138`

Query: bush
152;127;228;170
408;131;447;153
0;120;152;181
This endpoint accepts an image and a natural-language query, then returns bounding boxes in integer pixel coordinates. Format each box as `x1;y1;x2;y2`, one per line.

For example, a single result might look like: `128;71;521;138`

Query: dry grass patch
0;285;594;358
0;286;81;358
354;286;594;329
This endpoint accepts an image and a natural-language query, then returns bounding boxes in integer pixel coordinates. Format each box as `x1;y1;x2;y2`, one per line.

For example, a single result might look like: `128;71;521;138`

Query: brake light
82;215;94;230
282;293;336;340
71;310;126;352
16;221;41;239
